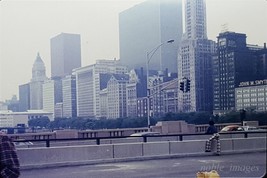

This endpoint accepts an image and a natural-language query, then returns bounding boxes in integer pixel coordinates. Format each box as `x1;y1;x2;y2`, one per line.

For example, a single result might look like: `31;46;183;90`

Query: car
220;125;244;132
130;131;160;136
220;125;264;132
13;139;33;147
242;126;265;131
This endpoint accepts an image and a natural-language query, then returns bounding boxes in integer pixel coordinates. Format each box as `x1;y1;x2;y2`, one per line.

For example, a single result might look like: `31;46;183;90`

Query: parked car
242;126;265;131
130;131;160;136
13;139;33;147
220;125;264;132
220;125;244;132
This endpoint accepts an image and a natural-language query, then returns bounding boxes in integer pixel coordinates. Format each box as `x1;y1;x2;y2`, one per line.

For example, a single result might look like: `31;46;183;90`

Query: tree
28;117;50;128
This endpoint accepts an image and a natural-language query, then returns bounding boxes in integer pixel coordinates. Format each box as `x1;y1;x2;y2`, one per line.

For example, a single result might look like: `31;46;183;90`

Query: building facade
107;74;129;119
161;79;179;114
29;53;47;110
0;110;53;127
19;83;30;112
42;77;62;119
126;68;146;118
235;79;267;112
177;0;215;112
74;60;128;118
50;33;81;78
137;97;148;118
119;0;183;73
213;32;265;113
62;75;77;118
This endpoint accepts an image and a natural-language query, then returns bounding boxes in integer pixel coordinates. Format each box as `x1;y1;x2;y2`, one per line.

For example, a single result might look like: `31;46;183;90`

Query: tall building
42;77;62;119
51;33;81;78
62;75;77;118
107;74;129;119
119;0;183;73
30;53;47;110
177;0;215;112
19;83;30;112
184;0;207;40
255;43;267;79
74;60;128;118
126;68;146;118
213;32;266;113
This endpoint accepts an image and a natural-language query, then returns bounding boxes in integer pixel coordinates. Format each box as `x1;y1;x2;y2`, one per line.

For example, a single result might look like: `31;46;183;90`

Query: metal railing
13;130;267;148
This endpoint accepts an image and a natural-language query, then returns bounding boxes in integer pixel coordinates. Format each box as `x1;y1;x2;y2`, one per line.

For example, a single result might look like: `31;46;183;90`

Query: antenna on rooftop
221;23;229;33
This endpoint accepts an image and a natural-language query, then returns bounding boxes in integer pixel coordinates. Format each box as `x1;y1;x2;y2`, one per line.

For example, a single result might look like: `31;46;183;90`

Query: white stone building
177;0;215;112
74;60;128;118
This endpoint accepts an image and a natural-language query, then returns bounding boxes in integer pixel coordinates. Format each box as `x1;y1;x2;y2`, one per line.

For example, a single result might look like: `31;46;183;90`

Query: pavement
20;151;266;178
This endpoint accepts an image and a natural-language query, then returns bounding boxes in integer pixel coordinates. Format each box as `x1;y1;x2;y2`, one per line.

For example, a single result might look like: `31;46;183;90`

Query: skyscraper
19;83;30;112
42;77;62;119
177;0;216;112
62;75;77;118
74;60;128;118
50;33;81;78
119;0;183;73
213;32;266;113
107;74;129;119
29;53;47;110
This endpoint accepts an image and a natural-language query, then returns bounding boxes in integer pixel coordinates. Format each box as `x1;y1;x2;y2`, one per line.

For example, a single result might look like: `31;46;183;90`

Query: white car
130;131;160;136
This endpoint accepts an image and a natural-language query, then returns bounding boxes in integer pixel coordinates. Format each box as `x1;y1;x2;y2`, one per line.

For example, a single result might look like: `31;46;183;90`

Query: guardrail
13;130;267;148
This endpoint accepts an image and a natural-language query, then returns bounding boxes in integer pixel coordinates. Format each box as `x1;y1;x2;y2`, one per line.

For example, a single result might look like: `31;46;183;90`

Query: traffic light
185;79;190;92
179;81;184;92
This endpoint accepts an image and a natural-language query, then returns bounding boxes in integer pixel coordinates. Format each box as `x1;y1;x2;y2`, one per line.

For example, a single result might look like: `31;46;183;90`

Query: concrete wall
17;137;266;169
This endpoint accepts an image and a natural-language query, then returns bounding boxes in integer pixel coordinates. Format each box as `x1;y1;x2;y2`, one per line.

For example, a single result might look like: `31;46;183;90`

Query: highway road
21;152;266;178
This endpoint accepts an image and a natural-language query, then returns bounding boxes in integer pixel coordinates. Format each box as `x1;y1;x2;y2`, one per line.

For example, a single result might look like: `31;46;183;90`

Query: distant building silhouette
119;0;183;73
19;83;30;112
62;75;77;118
50;33;81;78
30;53;47;110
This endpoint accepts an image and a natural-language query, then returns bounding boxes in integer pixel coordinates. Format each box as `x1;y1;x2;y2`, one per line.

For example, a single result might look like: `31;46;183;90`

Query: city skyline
1;0;267;101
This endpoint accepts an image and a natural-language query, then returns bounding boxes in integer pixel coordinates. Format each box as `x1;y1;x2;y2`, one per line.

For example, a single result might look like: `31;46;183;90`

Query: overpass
17;131;266;170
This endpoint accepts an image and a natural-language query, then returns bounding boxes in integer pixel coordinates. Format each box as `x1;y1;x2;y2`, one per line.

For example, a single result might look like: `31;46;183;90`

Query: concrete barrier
113;143;143;158
143;142;169;156
170;140;206;154
232;137;266;151
17;137;266;169
18;145;113;166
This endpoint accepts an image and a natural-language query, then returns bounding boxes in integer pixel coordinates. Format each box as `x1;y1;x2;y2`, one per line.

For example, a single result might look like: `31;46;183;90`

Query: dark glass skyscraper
119;0;183;73
50;33;81;78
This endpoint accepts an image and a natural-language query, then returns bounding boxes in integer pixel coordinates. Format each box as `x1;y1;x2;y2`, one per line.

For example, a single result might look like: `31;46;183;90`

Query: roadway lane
21;152;266;178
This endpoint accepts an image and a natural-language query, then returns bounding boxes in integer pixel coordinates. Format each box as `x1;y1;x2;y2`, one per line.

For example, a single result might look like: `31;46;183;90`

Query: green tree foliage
28;116;50;128
31;111;267;130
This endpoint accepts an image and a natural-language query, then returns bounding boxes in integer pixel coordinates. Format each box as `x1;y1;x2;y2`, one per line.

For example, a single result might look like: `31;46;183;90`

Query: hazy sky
0;0;267;101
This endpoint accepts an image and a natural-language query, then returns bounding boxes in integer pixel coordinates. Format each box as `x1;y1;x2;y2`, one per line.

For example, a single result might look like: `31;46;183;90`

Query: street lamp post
146;39;174;129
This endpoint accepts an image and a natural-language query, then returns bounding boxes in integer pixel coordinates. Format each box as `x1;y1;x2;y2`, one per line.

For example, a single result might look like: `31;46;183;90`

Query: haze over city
0;0;267;101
